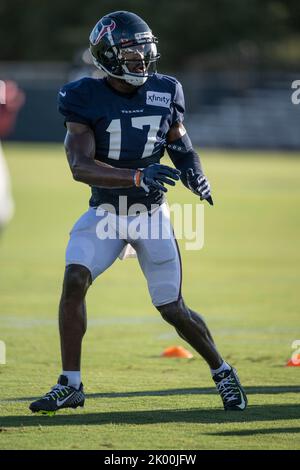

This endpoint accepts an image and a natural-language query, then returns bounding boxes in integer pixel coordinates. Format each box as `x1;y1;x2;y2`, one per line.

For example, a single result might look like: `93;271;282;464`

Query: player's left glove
186;168;213;205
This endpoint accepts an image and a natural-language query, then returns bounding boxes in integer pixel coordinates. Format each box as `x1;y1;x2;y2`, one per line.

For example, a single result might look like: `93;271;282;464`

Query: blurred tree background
0;0;300;70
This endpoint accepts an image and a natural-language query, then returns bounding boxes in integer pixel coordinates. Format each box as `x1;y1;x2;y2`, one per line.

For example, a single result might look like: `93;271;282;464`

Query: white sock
210;361;231;376
62;371;81;390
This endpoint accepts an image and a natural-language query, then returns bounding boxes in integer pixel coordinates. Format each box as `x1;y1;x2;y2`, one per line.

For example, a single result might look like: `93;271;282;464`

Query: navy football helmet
89;11;160;86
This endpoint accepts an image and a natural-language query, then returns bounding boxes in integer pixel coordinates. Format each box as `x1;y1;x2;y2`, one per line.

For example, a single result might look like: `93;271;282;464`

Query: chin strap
121;63;148;86
124;75;148;86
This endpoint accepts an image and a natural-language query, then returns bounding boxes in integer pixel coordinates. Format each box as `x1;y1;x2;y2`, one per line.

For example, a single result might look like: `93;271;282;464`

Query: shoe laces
216;375;240;403
44;384;70;401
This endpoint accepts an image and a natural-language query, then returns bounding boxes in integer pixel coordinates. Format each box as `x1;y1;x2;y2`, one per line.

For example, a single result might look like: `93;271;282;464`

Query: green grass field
0;143;300;450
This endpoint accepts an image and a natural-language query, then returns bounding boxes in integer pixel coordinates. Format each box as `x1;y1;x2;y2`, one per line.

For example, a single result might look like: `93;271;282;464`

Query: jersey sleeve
58;80;92;127
171;80;185;125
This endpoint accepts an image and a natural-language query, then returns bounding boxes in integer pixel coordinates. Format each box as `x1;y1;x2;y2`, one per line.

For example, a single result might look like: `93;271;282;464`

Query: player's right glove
134;163;181;193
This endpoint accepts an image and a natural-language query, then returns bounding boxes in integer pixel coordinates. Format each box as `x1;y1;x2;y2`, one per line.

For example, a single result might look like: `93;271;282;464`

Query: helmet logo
90;18;116;45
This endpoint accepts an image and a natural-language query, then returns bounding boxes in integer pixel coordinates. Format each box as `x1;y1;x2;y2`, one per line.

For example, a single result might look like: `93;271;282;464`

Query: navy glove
136;163;181;193
186;169;213;205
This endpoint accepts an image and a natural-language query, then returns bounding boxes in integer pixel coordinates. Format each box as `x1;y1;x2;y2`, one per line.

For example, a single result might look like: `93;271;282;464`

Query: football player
0;81;25;233
30;11;247;415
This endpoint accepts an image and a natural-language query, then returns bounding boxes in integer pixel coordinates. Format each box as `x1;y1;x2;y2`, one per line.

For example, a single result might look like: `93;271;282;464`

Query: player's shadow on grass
85;385;300;399
3;385;300;403
206;427;300;437
1;404;300;428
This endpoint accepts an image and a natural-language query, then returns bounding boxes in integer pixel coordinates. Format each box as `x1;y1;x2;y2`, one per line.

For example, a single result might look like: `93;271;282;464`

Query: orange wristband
134;170;142;187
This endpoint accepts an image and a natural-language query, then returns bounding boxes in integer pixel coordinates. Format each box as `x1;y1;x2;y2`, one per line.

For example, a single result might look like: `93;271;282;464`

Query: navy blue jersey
58;73;185;211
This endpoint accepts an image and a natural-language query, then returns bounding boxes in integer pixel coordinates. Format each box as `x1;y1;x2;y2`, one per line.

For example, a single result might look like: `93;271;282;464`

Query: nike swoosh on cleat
235;391;246;409
56;392;76;407
59;91;66;97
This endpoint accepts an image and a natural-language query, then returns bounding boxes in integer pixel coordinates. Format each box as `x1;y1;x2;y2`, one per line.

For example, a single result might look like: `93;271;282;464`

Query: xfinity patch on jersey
146;91;171;108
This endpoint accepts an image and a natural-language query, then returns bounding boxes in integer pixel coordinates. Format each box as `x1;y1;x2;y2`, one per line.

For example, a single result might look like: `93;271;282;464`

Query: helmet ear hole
105;51;114;59
97;49;119;74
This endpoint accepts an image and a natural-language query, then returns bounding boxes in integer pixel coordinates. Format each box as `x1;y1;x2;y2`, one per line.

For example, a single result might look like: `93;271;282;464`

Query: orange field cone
161;345;193;358
286;354;300;367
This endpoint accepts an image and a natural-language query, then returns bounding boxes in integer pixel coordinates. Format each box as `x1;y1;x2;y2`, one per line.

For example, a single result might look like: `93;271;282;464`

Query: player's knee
62;264;92;299
157;298;190;327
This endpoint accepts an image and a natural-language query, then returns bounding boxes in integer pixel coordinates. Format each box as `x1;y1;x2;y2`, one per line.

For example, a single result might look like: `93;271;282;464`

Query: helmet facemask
117;42;159;86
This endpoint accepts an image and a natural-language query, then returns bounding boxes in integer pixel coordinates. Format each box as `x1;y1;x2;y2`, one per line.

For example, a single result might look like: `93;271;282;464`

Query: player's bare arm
65;121;180;193
167;120;186;142
65;122;136;188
